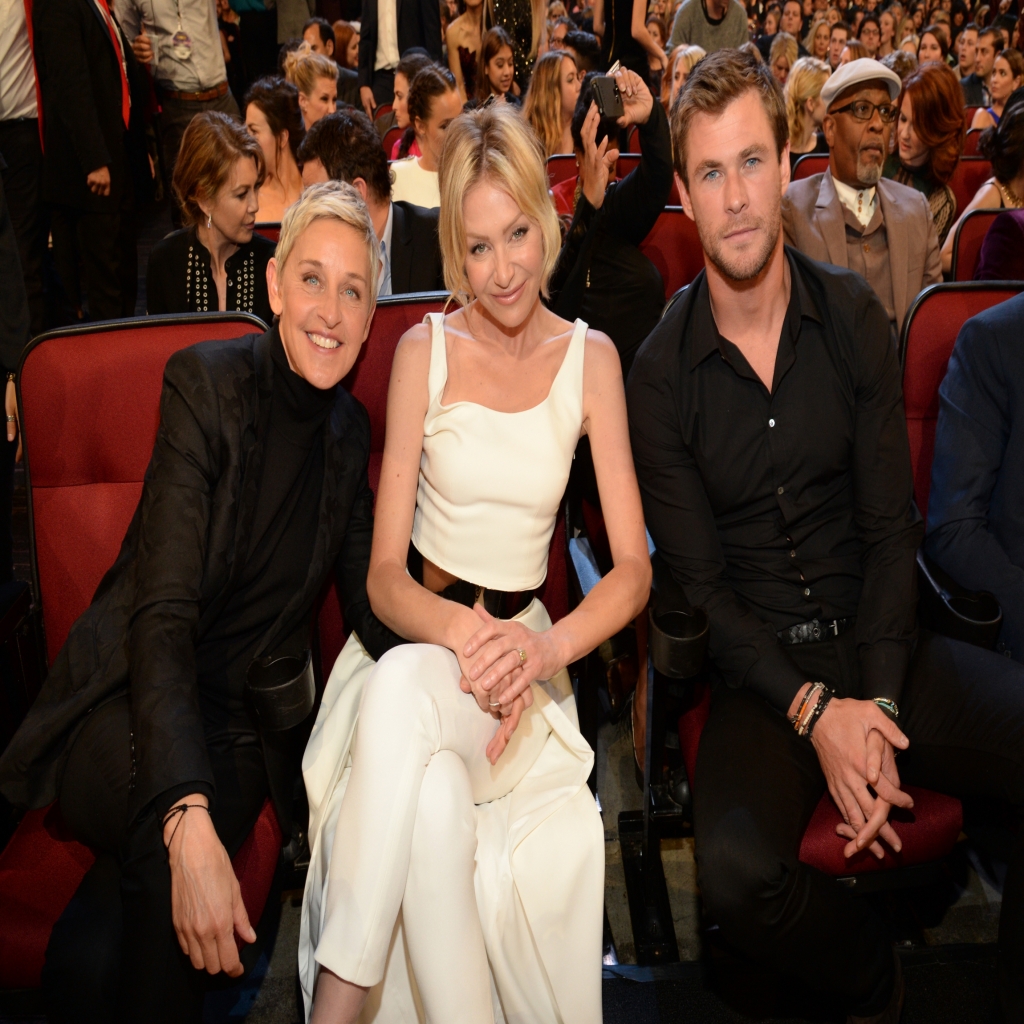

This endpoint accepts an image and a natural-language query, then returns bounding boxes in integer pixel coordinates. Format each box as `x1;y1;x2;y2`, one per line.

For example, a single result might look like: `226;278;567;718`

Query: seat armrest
916;547;1002;650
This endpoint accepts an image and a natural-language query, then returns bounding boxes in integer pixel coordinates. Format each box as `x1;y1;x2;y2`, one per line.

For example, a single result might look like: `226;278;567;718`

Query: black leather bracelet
804;687;835;741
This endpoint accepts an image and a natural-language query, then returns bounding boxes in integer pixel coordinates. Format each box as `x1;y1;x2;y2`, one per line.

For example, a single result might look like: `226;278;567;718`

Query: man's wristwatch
872;697;900;723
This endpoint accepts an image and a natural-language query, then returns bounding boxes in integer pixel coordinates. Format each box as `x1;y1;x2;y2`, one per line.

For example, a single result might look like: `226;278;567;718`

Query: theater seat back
963;128;983;157
949;158;993;220
547;154;577;187
792;154;829;181
382;125;403;157
900;282;1024;519
19;314;268;665
639;207;706;300
254;222;281;243
951;208;1001;281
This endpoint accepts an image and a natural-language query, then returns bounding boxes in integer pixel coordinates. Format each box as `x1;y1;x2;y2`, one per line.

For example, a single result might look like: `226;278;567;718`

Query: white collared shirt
831;174;877;230
374;0;400;72
377;201;394;297
0;0;37;121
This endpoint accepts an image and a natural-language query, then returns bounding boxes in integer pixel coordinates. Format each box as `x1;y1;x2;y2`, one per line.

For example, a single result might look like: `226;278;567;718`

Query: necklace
1000;179;1024;208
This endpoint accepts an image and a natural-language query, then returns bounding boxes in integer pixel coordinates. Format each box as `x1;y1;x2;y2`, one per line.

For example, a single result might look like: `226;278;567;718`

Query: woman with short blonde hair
784;55;831;171
283;42;340;128
301;101;650;1024
770;30;798;84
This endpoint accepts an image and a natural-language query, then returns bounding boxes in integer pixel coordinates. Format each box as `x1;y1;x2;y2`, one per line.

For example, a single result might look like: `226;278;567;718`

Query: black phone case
593;76;624;119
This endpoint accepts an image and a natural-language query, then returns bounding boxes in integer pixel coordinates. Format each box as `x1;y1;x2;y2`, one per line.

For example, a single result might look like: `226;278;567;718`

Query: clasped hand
453;605;561;765
811;698;912;860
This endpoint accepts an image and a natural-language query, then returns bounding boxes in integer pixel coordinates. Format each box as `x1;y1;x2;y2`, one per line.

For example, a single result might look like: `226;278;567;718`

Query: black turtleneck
194;329;336;731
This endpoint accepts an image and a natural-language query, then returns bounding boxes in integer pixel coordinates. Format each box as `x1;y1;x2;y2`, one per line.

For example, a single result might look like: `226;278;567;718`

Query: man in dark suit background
33;0;148;320
357;0;442;117
299;110;446;295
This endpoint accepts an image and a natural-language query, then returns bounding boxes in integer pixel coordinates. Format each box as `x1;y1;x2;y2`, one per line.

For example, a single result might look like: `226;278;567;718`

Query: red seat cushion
798;785;963;876
0;799;281;990
639;208;706;301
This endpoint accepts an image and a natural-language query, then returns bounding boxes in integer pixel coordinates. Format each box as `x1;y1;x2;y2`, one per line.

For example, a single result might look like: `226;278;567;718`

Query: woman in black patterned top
147;112;276;326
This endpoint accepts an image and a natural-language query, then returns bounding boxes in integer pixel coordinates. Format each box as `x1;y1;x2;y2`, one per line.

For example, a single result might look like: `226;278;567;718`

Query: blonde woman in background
661;42;705;109
785;55;831;171
804;17;831;59
523;49;581;156
770;30;798;84
283;43;339;129
300;101;649;1024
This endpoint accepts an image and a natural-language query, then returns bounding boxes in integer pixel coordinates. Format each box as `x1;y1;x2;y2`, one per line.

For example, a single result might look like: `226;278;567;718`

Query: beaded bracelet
790;681;824;733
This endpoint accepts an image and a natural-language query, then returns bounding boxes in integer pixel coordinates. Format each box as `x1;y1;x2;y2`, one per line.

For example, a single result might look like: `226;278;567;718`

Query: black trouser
42;695;269;1024
370;67;396;107
693;628;1024;1019
0;118;47;336
49;195;137;321
158;91;241;226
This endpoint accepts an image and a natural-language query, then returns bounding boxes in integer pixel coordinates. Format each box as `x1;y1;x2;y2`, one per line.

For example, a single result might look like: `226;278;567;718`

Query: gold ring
516;647;527;666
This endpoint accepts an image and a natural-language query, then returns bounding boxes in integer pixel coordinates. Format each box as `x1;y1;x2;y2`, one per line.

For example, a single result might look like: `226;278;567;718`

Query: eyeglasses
830;99;899;123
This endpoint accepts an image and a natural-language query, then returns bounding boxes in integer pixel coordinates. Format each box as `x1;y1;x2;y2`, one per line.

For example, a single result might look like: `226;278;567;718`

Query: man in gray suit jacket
782;59;941;337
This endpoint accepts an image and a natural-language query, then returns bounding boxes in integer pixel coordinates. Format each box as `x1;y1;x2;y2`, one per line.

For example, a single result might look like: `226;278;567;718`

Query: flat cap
820;58;902;111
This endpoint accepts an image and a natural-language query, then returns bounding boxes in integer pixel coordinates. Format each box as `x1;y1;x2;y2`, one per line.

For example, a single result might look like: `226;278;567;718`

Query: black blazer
146;228;277;325
357;0;442;87
337;66;361;108
391;200;445;294
0;328;401;818
33;0;148;210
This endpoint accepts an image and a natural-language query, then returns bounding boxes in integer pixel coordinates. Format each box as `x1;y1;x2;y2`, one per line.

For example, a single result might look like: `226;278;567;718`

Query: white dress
389;157;441;209
299;313;605;1023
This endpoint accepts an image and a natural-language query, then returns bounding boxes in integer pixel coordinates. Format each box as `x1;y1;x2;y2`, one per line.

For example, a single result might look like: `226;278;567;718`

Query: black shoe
847;951;904;1024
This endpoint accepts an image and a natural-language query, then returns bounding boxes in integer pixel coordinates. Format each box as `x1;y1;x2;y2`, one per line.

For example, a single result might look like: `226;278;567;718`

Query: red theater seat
950;208;1001;282
639;207;706;300
254;222;280;243
382;125;403;158
792;153;829;180
900;282;1024;520
949;158;992;220
0;313;283;993
963;127;984;157
547;153;577;187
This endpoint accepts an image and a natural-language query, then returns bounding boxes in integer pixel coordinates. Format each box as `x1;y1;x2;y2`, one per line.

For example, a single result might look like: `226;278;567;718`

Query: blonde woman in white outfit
300;102;651;1024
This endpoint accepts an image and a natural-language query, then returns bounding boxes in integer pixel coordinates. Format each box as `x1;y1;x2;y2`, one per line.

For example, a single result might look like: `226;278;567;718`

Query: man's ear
675;170;695;222
267;257;283;316
821;113;836;148
351;177;370;203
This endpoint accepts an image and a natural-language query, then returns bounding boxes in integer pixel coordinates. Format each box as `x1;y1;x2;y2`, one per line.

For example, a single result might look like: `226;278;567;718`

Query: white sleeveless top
411;312;588;592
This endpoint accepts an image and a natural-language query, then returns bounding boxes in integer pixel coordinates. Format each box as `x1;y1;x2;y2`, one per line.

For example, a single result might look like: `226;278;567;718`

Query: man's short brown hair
669;48;788;187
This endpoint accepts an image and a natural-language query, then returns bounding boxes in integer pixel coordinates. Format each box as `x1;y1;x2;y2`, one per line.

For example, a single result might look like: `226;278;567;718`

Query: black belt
777;617;854;645
407;543;536;619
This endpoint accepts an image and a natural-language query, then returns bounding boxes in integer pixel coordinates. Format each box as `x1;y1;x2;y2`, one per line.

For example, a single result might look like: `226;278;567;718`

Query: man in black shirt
627;48;1024;1023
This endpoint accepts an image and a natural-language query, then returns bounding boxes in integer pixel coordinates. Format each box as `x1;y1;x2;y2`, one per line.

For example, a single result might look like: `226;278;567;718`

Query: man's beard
856;156;883;185
695;204;782;283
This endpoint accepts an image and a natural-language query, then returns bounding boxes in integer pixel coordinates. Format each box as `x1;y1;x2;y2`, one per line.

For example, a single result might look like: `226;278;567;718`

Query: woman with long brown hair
244;76;305;221
522;49;581;156
884;61;964;246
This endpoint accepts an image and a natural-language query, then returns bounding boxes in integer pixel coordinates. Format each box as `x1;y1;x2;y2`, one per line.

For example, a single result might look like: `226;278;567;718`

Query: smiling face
462;178;545;329
200;155;261;243
678;89;788;283
267;217;374;389
487;45;515;94
897;92;930;166
559;55;581;121
823;83;893;187
415;87;464;165
299;75;338;129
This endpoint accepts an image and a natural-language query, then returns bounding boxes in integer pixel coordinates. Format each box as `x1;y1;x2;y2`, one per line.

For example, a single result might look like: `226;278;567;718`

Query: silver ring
488;700;502;707
5;415;13;423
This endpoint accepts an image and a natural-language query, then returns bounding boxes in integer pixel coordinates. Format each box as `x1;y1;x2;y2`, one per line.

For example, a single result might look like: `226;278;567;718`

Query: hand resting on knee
163;794;256;977
790;686;913;860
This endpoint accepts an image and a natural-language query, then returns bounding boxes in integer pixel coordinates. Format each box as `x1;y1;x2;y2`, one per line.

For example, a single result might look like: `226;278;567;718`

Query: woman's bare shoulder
583;327;624;382
392;321;433;378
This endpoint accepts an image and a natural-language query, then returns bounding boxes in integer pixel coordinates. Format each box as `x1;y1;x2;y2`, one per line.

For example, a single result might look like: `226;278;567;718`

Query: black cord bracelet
804;687;835;741
162;802;210;850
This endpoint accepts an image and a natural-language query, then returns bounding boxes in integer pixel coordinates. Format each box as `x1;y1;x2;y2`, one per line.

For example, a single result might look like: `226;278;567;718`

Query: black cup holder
245;649;315;732
648;607;709;679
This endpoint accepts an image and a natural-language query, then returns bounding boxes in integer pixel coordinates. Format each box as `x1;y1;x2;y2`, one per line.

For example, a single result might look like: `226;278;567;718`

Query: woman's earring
207;213;212;229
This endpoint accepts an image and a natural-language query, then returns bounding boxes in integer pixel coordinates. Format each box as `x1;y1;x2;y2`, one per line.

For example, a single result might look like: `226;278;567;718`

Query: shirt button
777;486;784;495
803;587;811;596
863;243;870;253
768;418;775;428
790;550;796;557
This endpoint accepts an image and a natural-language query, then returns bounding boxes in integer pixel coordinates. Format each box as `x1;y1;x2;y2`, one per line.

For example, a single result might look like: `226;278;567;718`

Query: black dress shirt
925;292;1024;663
627;248;922;713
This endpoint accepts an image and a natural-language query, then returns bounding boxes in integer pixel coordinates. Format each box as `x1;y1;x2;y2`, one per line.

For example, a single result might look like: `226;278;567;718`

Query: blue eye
305;274;320;287
511;226;527;241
